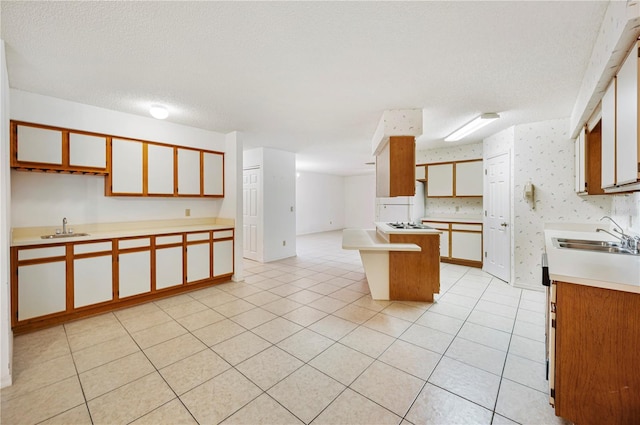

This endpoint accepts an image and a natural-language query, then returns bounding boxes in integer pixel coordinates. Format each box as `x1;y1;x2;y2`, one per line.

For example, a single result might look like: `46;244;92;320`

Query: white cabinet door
69;133;107;169
186;242;210;283
148;144;175;195
16;125;63;165
415;165;426;181
74;255;113;308
601;78;616;188
575;129;586;193
118;251;151;298
213;240;233;277
111;138;143;194
439;230;450;258
451;231;482;262
427;163;453;197
177;148;201;195
455;160;483;196
18;261;66;320
203;152;224;196
616;43;639;186
156;246;183;290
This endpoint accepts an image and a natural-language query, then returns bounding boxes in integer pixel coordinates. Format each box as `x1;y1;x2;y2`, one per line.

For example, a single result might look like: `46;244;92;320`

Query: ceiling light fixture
444;113;500;142
149;105;169;120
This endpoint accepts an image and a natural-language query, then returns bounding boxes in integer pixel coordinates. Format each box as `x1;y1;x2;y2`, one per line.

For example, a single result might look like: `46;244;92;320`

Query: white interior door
484;152;511;283
243;167;261;261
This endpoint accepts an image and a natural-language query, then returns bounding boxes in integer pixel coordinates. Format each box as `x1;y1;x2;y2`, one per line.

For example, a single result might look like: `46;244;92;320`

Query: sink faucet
62;217;67;235
598;216;639;254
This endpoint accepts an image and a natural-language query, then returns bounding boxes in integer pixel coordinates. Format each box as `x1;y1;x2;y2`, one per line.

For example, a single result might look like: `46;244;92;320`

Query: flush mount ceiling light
444;113;500;142
149;105;169;120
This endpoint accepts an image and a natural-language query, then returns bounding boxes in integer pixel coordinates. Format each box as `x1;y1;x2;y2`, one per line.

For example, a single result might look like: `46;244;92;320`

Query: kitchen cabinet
15;125;63;165
11;121;108;174
69;133;107;169
376;136;416;197
117;238;151;298
415;164;426;181
155;235;184;290
455;160;483;196
574;128;586;193
426;163;453;197
186;232;211;283
550;281;640;424
203;152;224;196
422;220;483;267
11;227;234;334
600;41;640;192
110;138;144;194
73;241;113;308
616;41;640;186
213;230;234;277
426;159;483;198
177;148;201;195
450;224;483;263
147;143;175;195
15;246;67;321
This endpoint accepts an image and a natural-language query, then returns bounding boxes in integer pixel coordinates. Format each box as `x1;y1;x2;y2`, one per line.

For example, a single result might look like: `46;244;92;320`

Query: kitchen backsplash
611;193;640;235
424;197;483;218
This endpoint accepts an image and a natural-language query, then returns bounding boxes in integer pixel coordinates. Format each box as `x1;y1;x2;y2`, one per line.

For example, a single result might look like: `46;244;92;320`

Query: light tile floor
1;231;570;425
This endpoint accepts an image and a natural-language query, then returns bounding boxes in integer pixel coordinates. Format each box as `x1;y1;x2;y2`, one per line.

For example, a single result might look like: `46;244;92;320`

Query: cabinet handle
501;222;508;227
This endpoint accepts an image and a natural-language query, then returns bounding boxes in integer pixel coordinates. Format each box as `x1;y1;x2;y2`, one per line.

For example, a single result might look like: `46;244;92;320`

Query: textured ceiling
1;1;608;175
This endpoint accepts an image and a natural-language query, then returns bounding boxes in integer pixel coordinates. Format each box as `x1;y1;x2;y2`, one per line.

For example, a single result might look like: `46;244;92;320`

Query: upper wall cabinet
106;140;224;198
11;121;108;174
376;136;416;197
601;41;640;193
426;159;483;198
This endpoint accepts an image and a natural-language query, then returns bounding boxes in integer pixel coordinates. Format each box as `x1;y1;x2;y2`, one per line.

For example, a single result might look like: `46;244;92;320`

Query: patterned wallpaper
611;193;640;235
416;143;484;217
485;119;613;290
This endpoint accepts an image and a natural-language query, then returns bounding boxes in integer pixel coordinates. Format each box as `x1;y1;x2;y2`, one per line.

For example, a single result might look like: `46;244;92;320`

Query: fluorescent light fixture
149;105;169;120
444;113;500;142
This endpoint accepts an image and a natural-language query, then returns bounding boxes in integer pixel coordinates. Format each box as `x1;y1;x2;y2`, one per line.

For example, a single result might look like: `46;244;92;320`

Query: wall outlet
185;208;191;217
282;240;286;246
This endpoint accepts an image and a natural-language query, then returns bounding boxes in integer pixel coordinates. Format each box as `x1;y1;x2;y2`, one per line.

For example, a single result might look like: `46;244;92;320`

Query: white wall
10;90;232;228
1;40;13;388
222;131;243;282
244;148;297;262
296;171;345;235
344;173;376;229
263;149;296;262
485;120;613;290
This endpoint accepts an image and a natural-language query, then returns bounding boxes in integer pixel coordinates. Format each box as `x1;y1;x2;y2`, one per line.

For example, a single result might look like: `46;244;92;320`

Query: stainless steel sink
552;237;638;255
41;233;89;239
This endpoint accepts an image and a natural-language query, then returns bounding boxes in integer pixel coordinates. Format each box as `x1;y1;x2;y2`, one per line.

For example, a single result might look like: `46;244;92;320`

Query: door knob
501;222;508;227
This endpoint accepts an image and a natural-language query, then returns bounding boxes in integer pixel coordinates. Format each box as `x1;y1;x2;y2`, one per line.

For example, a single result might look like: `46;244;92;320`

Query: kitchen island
343;222;441;302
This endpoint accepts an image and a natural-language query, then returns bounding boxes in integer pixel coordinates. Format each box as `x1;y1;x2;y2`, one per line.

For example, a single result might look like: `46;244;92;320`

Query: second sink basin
41;233;90;239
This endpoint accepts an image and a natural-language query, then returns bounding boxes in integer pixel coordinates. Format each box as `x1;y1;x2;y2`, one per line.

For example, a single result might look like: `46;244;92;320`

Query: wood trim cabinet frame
10;229;234;334
10;121;108;175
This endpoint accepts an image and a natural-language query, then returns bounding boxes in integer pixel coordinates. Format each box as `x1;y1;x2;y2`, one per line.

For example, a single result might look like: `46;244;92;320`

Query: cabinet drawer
156;235;183;245
213;230;234;239
422;222;450;230
18;246;66;261
74;242;112;255
187;232;210;242
451;223;482;232
118;238;151;250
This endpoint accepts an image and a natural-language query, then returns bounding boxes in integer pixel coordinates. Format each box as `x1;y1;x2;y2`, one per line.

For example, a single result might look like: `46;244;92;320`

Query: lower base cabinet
552;281;640;424
11;228;234;334
422;220;483;267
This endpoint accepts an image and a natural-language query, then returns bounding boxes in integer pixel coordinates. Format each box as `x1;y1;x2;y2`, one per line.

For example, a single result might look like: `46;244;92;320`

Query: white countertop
375;222;442;235
544;223;640;294
421;215;483;224
11;218;234;247
342;229;421;251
